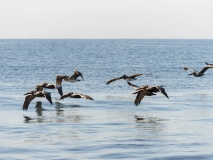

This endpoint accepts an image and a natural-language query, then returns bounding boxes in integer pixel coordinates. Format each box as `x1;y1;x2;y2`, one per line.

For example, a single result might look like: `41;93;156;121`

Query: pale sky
0;0;213;39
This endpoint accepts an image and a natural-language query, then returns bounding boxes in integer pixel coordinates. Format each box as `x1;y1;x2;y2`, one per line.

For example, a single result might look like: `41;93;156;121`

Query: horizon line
0;38;213;40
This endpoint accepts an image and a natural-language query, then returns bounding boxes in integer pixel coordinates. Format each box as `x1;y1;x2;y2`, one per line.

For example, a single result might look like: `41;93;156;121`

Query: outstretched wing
24;90;35;95
156;86;169;99
59;92;72;100
106;76;124;85
43;91;53;105
23;95;35;111
56;85;63;96
129;73;143;78
127;81;140;90
70;70;84;80
79;94;94;101
134;91;146;106
70;93;94;101
198;66;213;75
183;67;196;73
44;84;55;89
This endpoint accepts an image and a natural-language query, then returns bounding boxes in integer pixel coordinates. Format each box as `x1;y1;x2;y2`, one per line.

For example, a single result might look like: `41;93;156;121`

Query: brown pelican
33;75;67;96
59;92;94;101
128;82;169;106
135;86;169;98
64;70;84;83
106;73;143;85
184;63;213;77
23;90;52;111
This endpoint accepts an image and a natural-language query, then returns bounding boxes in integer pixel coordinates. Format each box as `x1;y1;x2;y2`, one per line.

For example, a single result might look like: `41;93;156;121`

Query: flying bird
33;75;67;96
183;64;213;77
23;91;53;111
64;70;84;83
106;73;143;85
59;92;94;101
128;82;169;106
134;86;169;99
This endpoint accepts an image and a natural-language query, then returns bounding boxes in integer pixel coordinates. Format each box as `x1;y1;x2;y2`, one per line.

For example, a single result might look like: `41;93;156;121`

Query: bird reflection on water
55;101;81;109
35;101;46;116
134;115;168;139
24;101;84;123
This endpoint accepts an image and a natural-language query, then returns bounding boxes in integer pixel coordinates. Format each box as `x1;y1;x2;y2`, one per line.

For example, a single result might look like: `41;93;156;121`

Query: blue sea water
0;39;213;159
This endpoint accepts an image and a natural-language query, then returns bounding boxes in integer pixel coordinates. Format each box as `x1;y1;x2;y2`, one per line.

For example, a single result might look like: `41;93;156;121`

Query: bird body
59;92;94;101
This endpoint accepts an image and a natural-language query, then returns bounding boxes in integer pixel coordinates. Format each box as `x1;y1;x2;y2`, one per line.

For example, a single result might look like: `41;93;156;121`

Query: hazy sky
0;0;213;39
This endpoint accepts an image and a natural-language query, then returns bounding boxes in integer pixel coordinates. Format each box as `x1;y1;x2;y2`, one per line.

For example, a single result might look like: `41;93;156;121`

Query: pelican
184;63;213;77
129;82;169;106
106;73;143;85
23;90;52;111
64;70;84;83
33;75;67;96
59;92;94;101
134;86;169;99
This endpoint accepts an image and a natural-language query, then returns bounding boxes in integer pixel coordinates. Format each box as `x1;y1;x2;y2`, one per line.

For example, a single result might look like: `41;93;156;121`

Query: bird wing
155;86;169;99
106;76;123;85
129;73;143;78
43;91;53;105
24;90;35;95
135;85;149;92
70;70;84;80
45;84;55;89
79;94;94;101
59;92;71;100
134;91;146;106
198;66;213;75
56;85;63;96
127;81;140;90
205;62;213;66
56;75;65;85
70;93;94;100
23;94;35;111
183;67;196;73
146;86;159;92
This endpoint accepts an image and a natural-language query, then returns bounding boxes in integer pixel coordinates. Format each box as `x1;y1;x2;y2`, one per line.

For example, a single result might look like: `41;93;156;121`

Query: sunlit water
0;39;213;159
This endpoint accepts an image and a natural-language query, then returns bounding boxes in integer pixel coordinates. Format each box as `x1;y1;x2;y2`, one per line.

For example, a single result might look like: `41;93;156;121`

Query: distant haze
0;0;213;39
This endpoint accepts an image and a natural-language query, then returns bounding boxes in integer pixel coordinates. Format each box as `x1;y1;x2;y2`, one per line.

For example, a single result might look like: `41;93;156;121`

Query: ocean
0;39;213;159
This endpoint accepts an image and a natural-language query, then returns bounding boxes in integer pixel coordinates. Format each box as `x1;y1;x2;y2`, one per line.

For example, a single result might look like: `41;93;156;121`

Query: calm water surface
0;39;213;159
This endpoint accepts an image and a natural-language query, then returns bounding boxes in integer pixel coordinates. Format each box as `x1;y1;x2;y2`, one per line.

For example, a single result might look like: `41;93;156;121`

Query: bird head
42;82;48;86
121;75;127;78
